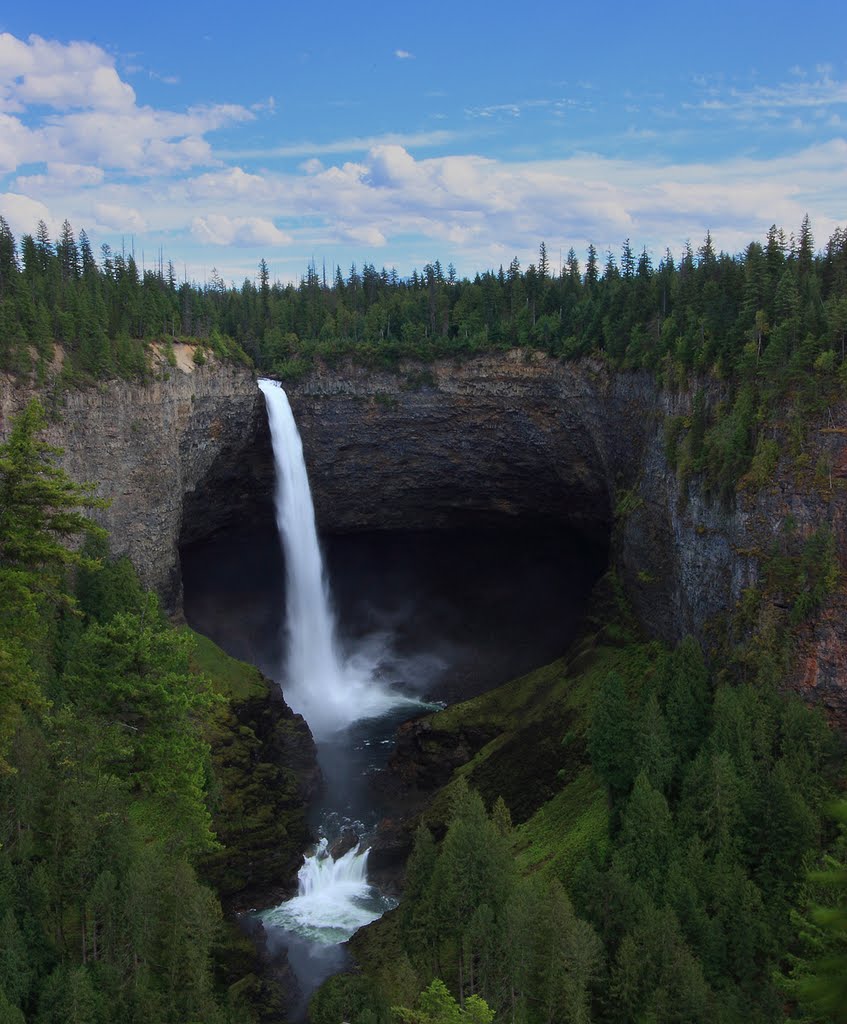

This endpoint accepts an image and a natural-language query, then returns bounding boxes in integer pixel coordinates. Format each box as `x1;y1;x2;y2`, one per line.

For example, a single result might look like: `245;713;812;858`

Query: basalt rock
0;349;268;610
387;715;501;791
2;348;846;722
282;354;847;724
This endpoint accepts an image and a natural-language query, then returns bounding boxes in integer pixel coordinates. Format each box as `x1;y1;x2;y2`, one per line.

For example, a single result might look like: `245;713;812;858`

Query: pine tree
588;671;635;795
0;400;105;573
0;217;17;299
538;241;549;280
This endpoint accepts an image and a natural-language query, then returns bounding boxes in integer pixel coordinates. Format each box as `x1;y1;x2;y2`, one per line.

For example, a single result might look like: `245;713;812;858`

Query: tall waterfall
258;379;405;737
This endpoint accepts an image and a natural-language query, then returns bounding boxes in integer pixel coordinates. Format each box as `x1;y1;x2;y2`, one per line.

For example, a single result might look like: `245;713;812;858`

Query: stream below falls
183;521;604;1015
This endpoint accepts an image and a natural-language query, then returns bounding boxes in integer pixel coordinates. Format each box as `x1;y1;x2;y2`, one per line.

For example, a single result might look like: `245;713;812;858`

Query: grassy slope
416;637;652;887
350;591;656;981
190;630;267;702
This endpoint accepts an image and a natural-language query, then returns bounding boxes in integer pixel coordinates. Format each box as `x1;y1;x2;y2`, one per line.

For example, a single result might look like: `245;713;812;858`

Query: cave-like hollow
178;394;614;707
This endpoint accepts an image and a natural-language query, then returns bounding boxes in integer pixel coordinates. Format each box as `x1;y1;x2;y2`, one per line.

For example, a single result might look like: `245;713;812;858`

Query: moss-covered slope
192;632;320;906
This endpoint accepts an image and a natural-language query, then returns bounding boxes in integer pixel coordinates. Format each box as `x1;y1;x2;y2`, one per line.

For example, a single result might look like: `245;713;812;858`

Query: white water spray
259;379;412;736
261;838;390;944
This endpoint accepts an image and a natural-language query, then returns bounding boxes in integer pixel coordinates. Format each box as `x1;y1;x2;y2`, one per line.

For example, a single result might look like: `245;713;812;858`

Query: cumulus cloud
0;112;39;173
93;201;148;233
0;192;56;236
1;30;844;280
394;49;414;60
191;214;292;247
0;33;253;176
109;136;834;275
15;162;105;191
340;224;387;246
0;33;135;112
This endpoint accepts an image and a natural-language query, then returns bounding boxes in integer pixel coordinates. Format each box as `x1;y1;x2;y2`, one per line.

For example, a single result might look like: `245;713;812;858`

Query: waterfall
258;379;410;737
261;838;390;944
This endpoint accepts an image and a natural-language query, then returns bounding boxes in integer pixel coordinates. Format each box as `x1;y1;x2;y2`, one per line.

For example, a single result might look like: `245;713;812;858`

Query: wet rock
387;716;499;790
366;816;417;882
329;829;359;860
233;916;301;1024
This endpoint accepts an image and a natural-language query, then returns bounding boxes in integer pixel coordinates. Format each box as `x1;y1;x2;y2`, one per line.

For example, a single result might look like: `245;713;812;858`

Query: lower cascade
261;838;394;945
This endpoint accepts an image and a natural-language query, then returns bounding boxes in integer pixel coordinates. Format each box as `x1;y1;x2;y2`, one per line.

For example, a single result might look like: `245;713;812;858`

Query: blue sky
1;2;845;284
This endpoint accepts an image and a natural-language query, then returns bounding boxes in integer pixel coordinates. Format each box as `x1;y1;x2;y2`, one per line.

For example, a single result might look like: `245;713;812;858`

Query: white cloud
365;144;422;187
1;30;844;281
0;112;39;173
686;68;847;122
0;192;56;236
220;129;455;160
93;201;148;233
341;224;387;246
0;33;254;177
191;214;292;247
394;49;414;60
0;33;135;112
15;162;105;191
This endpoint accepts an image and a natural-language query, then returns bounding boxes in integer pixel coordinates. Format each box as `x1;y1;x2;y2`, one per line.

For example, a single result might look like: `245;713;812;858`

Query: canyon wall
283;352;846;721
2;348;844;720
0;348;266;608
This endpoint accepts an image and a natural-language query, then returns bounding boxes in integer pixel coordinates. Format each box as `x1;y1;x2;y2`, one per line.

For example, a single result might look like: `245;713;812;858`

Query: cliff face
621;388;847;723
283;354;847;722
0;349;267;609
285;353;650;544
2;349;844;721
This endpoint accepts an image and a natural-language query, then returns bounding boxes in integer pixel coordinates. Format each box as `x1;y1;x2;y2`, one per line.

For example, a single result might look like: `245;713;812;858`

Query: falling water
258;378;412;737
261;838;392;944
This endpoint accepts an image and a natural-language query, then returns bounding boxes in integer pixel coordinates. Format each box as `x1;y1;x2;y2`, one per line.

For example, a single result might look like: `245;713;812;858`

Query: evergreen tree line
3;214;846;499
0;402;255;1023
311;638;846;1024
2;216;846;387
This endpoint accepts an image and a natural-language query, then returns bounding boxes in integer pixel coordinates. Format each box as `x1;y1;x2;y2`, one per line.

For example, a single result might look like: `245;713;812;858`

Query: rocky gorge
2;345;845;727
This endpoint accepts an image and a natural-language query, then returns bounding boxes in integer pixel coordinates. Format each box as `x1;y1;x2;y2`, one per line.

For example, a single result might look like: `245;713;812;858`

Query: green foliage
0;399;106;574
4;219;847;459
745;434;781;490
0;400;106;771
779;801;847;1023
0;406;241;1022
760;525;840;627
353;622;839;1024
588;671;635;794
392;978;494;1024
61;610;218;855
613;488;643;521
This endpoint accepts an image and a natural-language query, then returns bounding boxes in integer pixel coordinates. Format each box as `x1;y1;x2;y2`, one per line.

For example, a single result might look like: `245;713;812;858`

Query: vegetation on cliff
0;400;307;1022
0;217;251;385
3;213;845;500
